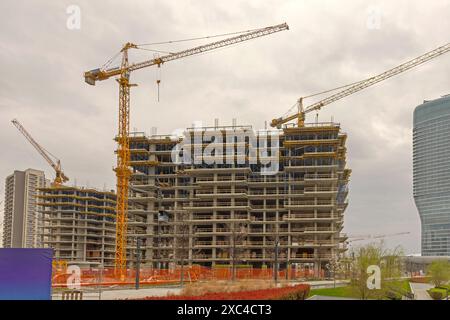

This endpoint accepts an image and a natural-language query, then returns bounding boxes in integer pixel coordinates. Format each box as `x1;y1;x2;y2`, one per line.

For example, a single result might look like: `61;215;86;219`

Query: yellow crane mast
271;42;450;128
12;119;69;186
84;23;289;277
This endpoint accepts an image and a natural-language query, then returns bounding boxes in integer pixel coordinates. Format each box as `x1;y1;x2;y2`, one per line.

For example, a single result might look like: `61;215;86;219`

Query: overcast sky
1;0;449;253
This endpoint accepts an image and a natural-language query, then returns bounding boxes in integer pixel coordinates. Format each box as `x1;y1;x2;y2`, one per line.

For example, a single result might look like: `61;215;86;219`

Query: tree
427;260;450;288
349;242;404;300
229;221;248;282
175;211;191;286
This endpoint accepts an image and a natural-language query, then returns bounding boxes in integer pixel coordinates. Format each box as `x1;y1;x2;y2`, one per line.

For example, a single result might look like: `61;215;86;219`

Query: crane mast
271;42;450;128
85;23;289;277
11;119;69;186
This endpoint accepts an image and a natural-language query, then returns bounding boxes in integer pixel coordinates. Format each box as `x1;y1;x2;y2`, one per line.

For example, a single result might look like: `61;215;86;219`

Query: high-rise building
125;122;350;276
413;95;450;256
2;169;47;248
38;186;116;267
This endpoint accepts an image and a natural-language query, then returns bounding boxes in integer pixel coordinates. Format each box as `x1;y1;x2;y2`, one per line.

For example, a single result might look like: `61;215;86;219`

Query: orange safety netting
52;265;323;288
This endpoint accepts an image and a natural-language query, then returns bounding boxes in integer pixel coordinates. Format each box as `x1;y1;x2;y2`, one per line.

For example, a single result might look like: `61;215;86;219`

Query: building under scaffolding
126;122;350;276
38;186;116;267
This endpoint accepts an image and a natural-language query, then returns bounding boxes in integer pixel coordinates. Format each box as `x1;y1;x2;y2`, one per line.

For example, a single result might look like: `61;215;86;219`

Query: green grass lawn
308;286;358;298
308;280;412;300
386;280;412;293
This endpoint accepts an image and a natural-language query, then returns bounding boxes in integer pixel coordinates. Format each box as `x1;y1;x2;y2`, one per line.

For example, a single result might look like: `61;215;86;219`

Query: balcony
284;139;340;147
184;201;250;211
195;176;248;185
248;177;284;185
285;164;339;171
303;174;338;182
283;213;340;222
303;187;338;196
195;190;248;198
188;214;250;223
250;204;287;212
195;227;237;234
285;200;335;209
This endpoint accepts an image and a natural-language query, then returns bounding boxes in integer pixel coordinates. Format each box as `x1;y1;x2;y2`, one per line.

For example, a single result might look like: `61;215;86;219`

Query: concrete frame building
38;186;116;267
126;122;350;275
2;169;47;248
414;95;450;256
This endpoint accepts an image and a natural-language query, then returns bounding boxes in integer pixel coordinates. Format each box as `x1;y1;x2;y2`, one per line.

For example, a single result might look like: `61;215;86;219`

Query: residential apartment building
125;122;350;275
2;169;47;248
38;186;116;267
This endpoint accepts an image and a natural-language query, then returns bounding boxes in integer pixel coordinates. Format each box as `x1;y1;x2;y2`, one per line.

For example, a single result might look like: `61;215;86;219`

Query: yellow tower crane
84;23;289;277
271;42;450;128
12;119;69;186
347;232;411;243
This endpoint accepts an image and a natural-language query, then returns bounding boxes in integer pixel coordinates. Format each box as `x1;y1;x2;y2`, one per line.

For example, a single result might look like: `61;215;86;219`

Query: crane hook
156;64;162;102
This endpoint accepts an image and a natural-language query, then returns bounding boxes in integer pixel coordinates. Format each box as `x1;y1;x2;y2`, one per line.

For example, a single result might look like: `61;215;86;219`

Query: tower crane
84;23;289;276
11;119;69;186
271;42;450;128
347;232;410;243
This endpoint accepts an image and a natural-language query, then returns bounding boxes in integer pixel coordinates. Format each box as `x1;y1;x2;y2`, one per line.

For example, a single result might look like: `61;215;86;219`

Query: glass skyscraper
413;95;450;256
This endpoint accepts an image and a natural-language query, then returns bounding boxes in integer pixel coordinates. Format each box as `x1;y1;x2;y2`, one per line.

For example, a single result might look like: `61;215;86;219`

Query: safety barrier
52;265;323;288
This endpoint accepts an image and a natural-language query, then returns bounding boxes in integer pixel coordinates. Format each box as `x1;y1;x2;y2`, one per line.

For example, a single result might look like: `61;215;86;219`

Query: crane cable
137;26;265;47
101;27;263;71
281;78;368;119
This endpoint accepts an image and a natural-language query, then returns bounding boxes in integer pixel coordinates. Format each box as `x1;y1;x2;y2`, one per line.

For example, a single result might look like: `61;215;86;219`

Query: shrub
428;289;444;300
142;284;310;300
427;260;450;288
180;280;275;296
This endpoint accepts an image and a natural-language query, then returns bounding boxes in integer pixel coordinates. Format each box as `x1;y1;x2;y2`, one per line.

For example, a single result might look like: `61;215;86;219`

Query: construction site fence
52;265;326;288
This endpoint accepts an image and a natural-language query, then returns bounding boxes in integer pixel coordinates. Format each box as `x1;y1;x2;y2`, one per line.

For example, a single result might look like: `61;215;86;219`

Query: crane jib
274;42;450;127
84;23;289;85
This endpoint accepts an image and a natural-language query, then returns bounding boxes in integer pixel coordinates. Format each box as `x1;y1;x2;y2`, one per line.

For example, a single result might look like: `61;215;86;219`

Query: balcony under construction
126;122;350;276
38;186;117;267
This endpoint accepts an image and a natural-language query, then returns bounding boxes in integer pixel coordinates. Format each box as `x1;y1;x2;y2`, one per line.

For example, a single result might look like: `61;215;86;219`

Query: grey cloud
1;0;450;253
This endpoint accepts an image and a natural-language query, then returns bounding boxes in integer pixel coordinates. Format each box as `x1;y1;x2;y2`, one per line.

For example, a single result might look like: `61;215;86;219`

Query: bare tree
175;211;190;286
229;221;248;281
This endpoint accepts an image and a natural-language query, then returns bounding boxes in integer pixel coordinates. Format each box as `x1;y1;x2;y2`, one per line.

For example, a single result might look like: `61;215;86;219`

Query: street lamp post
135;237;142;290
274;237;279;284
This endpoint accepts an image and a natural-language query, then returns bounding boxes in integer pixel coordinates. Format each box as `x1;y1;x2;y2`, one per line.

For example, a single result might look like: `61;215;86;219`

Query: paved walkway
53;286;182;300
303;280;350;289
410;282;433;300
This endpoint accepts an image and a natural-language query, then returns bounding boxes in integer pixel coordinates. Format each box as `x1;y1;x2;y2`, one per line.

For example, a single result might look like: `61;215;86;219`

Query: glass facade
413;95;450;256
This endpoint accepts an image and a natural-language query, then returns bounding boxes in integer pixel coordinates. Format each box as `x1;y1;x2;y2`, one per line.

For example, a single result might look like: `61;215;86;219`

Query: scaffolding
124;122;351;277
38;186;117;268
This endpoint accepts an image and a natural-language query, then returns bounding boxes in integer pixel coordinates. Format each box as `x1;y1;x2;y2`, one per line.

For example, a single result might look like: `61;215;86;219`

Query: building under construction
38;186;117;267
126;121;350;275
